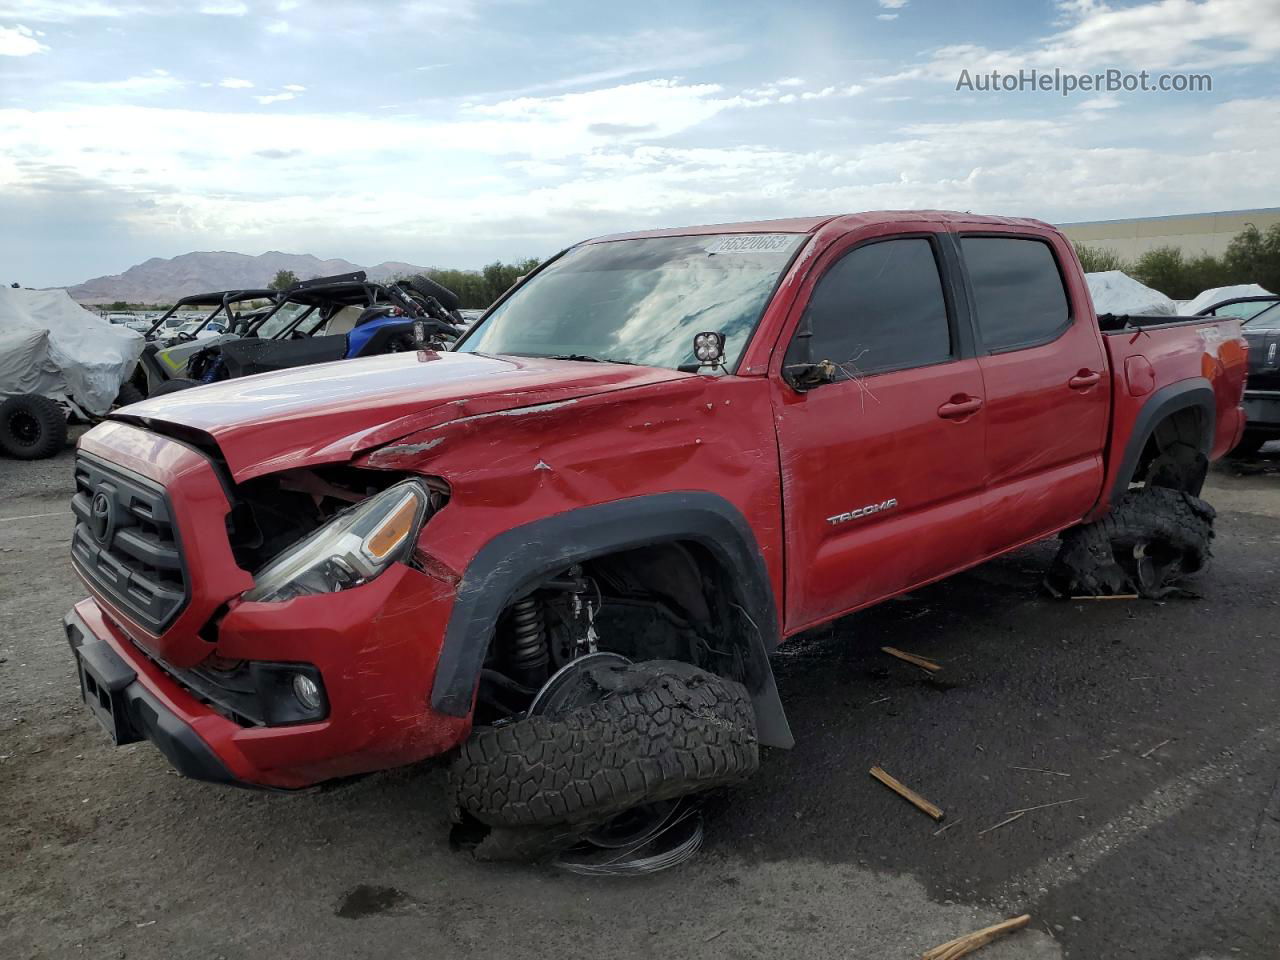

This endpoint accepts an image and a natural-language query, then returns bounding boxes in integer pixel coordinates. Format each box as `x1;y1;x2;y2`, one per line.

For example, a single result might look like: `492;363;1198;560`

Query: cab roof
588;210;1056;243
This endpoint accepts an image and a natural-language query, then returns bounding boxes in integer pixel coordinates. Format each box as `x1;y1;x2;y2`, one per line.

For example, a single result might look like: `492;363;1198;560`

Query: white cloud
1078;94;1121;110
282;83;305;92
877;13;898;20
0;23;47;56
198;1;247;13
878;0;1280;86
7;85;1274;262
878;0;909;7
219;77;254;89
265;19;289;33
0;1;167;20
62;69;184;97
255;91;296;104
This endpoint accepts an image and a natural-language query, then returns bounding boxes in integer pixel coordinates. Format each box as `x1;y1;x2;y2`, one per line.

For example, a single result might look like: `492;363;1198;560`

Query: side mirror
783;359;838;392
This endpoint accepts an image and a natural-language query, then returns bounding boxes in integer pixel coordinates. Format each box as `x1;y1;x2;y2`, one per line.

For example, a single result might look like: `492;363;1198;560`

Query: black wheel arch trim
1110;378;1215;502
430;491;794;748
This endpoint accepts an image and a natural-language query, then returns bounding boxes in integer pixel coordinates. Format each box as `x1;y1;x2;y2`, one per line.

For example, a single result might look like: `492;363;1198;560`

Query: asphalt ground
2;429;1277;960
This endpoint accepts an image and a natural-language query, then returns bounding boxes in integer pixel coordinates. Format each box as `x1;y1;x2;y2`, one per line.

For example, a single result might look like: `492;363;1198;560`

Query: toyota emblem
89;492;114;544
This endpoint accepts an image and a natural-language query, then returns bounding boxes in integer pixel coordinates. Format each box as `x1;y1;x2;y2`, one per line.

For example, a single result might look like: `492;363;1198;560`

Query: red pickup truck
64;212;1248;859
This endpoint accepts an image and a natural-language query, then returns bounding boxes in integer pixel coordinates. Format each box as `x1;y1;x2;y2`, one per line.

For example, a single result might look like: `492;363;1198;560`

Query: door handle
937;395;983;420
1068;370;1102;390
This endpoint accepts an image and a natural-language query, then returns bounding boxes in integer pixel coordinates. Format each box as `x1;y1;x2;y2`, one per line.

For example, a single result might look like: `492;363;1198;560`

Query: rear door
771;230;989;632
958;232;1110;555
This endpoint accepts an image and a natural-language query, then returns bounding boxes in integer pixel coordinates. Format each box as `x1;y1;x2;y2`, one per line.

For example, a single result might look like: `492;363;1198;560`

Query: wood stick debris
1070;593;1139;601
1010;765;1071;778
881;646;942;673
932;819;962;838
869;766;945;821
1140;738;1171;759
921;914;1032;960
976;811;1024;836
1006;797;1084;815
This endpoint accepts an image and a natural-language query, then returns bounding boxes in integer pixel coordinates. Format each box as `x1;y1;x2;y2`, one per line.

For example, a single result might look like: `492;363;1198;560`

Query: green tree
417;257;542;309
106;300;131;311
269;269;299;291
1073;244;1130;273
1223;223;1280;292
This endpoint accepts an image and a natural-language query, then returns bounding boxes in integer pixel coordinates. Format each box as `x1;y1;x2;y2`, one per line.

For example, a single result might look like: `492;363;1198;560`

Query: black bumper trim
64;608;255;789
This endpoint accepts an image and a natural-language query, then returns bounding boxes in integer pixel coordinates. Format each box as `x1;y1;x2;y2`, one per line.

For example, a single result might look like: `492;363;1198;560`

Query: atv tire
0;395;67;460
1048;487;1215;598
406;274;461;313
149;378;201;397
114;382;145;407
450;661;758;837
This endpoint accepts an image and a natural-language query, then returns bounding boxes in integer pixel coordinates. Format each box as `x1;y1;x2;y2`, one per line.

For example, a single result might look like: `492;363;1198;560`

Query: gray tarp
1085;271;1177;317
0;287;144;416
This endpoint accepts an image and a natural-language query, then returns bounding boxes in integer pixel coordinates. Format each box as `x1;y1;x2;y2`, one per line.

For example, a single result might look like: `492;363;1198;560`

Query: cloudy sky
2;0;1278;287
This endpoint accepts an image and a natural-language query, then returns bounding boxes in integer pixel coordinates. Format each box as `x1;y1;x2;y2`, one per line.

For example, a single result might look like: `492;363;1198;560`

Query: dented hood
117;351;687;481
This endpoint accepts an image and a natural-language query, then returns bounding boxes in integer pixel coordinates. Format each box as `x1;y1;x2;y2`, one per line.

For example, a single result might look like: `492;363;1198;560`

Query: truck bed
1092;313;1249;518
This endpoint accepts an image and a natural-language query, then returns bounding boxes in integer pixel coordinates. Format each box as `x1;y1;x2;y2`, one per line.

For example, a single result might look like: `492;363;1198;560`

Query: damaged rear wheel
449;658;758;862
1047;486;1215;599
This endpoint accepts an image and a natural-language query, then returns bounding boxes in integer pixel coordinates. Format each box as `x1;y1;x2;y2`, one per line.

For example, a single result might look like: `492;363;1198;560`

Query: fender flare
1110;378;1215;502
430;491;794;748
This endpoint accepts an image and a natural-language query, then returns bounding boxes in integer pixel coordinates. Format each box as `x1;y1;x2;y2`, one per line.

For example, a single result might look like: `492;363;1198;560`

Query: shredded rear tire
449;660;758;840
1048;487;1215;598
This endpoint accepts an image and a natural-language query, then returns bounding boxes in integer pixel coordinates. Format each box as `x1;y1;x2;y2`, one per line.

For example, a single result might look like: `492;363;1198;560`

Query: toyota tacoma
64;212;1249;858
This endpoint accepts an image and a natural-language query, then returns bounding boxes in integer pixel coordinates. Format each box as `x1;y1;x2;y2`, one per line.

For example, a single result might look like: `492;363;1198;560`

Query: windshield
456;233;805;370
255;301;312;338
1246;302;1280;331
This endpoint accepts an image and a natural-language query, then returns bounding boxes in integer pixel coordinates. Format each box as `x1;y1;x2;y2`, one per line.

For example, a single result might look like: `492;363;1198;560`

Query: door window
961;236;1070;352
788;237;952;378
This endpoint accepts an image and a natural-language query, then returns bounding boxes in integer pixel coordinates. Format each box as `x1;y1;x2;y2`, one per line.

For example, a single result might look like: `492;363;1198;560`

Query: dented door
770;231;989;633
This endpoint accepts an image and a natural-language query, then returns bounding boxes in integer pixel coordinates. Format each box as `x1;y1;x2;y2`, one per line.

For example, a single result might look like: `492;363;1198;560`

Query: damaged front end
68;420;472;789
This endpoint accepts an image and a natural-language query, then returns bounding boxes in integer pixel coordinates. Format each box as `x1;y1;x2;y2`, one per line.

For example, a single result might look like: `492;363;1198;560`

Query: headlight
243;479;431;603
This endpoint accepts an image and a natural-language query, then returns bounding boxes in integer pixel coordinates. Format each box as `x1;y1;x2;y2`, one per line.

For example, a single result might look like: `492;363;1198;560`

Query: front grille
71;453;188;632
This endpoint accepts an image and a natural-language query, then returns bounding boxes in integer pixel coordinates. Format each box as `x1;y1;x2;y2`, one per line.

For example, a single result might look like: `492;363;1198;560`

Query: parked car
64;212;1247;863
1231;299;1280;454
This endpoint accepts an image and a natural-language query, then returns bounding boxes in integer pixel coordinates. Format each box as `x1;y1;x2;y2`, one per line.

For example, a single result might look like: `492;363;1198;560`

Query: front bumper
1242;391;1280;434
65;561;473;789
65;608;246;787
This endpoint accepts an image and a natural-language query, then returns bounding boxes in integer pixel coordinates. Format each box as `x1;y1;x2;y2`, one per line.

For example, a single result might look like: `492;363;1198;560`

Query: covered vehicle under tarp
0;288;145;415
1184;284;1274;317
1085;271;1177;317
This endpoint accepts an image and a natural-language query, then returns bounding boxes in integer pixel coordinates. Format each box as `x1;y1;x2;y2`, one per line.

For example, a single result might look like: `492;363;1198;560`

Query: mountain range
64;251;431;304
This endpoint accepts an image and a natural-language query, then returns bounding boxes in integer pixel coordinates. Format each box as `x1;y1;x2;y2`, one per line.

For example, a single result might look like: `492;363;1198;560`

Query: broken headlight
242;479;430;603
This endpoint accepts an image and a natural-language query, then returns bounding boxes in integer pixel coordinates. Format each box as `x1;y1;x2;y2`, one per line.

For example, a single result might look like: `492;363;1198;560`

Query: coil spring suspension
508;596;548;683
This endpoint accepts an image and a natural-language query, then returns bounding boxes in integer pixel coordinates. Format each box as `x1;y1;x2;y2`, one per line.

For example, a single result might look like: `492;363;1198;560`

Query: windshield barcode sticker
705;234;796;255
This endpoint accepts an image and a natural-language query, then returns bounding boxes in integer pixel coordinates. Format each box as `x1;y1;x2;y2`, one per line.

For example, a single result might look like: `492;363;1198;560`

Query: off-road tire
450;661;758;835
1048;487;1215;598
149;378;201;397
0;395;67;460
406;274;461;312
114;382;145;407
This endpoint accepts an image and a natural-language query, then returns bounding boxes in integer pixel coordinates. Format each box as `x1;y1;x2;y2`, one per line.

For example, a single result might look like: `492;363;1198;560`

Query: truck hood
117;351;689;481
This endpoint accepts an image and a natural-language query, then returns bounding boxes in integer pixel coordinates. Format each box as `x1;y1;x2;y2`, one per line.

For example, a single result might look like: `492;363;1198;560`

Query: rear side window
791;237;952;376
961;236;1070;351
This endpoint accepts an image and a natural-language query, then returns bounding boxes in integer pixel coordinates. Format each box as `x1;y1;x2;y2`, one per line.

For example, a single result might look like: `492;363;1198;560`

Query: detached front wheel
449;658;759;860
1048;487;1215;598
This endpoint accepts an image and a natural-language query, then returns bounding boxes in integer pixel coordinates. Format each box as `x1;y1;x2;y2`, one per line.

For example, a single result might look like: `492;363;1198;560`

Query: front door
771;232;989;634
